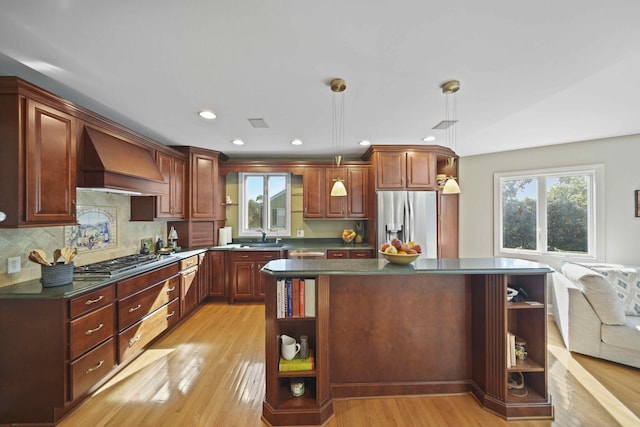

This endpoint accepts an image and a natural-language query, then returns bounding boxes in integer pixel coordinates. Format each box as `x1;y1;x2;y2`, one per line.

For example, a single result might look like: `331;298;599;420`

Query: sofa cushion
582;264;640;317
561;263;626;325
601;316;640;352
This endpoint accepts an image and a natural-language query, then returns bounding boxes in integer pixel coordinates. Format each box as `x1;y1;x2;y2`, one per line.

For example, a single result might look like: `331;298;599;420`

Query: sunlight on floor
93;348;175;396
548;343;640;427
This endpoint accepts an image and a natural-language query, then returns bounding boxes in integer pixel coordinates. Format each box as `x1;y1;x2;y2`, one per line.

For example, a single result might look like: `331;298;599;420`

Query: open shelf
508;300;544;309
278;370;316;378
277;377;317;408
507;357;544;372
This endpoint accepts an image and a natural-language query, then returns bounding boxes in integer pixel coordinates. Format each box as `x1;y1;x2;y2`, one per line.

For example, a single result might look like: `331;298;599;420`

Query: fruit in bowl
379;240;421;264
342;229;357;243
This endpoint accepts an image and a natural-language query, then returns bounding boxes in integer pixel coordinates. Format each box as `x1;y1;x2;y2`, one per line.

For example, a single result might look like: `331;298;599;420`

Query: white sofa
551;262;640;369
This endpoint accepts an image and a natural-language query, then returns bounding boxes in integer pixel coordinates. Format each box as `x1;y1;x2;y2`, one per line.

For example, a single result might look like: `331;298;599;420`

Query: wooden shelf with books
264;275;332;426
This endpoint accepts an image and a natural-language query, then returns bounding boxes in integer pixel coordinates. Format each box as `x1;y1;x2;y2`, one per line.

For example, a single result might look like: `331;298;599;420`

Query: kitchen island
260;258;554;426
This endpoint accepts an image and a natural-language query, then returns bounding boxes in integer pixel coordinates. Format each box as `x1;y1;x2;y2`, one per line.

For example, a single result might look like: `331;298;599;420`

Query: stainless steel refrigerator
376;191;437;258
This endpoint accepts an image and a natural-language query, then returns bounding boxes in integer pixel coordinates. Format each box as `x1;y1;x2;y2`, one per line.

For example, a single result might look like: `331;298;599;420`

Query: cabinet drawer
117;263;180;298
326;250;349;259
350;250;374;259
118;298;180;363
180;255;200;270
69;304;115;359
69;338;116;401
69;285;115;319
118;275;180;331
231;251;280;262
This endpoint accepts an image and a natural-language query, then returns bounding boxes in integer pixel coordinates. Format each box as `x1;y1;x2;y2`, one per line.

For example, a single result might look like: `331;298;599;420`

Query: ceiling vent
432;120;457;130
248;118;269;128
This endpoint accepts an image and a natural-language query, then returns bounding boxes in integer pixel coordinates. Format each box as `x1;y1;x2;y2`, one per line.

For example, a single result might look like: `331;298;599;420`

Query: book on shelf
507;331;516;368
292;278;300;317
276;277;315;319
279;350;315;372
304;278;315;317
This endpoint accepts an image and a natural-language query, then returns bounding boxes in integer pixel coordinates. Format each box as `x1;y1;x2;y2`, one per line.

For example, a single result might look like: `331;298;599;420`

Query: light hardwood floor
59;302;640;427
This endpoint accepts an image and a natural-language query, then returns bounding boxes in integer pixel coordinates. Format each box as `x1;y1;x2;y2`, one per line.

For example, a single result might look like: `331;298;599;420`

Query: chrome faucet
261;230;267;243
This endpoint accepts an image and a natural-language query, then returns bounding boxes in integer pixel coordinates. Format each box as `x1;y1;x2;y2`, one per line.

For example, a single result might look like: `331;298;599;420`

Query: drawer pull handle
166;286;176;293
241;255;249;258
264;255;273;259
166;310;176;318
85;295;104;305
85;360;104;374
85;323;104;335
355;253;365;257
333;254;344;257
128;304;142;313
128;334;141;347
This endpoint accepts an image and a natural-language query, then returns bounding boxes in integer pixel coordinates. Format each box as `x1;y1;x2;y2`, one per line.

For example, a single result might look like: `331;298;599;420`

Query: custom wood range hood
78;126;167;195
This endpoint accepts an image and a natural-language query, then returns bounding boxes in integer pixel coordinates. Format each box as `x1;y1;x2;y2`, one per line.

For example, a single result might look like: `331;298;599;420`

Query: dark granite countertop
0;249;206;299
261;257;553;276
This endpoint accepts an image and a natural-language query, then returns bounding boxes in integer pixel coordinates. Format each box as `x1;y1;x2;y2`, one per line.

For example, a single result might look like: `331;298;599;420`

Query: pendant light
440;80;461;194
330;78;347;197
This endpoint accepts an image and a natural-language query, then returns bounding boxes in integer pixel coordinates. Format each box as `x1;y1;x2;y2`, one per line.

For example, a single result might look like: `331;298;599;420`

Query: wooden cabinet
172;146;227;220
438;192;459;258
305;165;369;219
197;252;209;303
303;168;325;218
470;273;551;419
179;255;202;316
327;249;374;260
0;79;78;227
115;262;181;365
229;251;281;303
130;150;186;220
263;275;332;426
372;150;435;189
68;285;116;400
362;145;457;191
207;250;227;298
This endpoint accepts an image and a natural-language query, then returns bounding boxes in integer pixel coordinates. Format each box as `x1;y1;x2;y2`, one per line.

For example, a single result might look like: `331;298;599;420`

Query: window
494;165;603;260
238;173;291;236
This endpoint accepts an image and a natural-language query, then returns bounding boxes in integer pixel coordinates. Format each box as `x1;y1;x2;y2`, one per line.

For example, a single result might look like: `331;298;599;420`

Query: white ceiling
1;1;639;160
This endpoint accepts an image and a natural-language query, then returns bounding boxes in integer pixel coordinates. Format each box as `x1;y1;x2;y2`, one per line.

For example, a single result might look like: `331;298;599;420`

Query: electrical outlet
296;229;304;237
7;256;21;274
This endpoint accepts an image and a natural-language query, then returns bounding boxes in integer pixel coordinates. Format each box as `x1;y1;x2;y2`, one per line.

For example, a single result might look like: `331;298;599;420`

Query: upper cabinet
303;165;369;219
131;150;187;221
0;78;78;227
172;146;228;221
362;145;457;191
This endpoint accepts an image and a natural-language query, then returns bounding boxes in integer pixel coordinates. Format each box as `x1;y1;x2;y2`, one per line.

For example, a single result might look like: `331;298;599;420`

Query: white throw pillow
561;263;626;325
577;263;640;317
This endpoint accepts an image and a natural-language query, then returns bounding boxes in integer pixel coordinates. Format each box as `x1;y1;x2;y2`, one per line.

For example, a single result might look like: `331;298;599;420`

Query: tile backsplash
0;190;166;288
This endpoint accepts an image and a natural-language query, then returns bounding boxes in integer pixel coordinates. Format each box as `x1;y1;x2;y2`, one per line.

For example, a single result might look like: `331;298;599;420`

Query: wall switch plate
7;256;21;274
296;229;304;237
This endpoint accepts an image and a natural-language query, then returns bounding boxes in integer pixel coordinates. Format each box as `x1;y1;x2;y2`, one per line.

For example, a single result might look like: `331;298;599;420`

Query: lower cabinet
118;299;181;362
207;250;227;298
0;259;191;426
229;251;281;303
326;249;374;259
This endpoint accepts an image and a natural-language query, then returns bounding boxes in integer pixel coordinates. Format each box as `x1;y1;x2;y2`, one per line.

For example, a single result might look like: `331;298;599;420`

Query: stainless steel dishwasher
287;249;326;259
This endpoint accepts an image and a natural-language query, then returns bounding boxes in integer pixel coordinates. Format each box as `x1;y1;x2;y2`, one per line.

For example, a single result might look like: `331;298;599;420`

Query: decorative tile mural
65;206;118;251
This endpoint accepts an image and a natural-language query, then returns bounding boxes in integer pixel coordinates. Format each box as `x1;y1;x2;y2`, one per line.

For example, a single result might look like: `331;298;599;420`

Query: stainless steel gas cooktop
73;253;163;279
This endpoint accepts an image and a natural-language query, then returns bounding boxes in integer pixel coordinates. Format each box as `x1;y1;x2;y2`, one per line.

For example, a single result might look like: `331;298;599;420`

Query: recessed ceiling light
291;139;303;146
198;110;217;120
422;135;436;142
231;139;244;146
358;140;371;146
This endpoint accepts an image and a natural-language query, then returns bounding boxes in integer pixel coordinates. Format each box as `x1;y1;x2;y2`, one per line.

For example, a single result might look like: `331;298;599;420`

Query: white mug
281;334;301;360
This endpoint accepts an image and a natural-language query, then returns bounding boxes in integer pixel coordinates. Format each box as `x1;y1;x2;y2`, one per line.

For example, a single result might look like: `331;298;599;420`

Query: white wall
459;133;640;269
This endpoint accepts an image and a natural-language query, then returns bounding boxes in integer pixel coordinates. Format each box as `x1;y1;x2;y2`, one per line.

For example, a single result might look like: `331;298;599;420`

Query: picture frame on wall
636;190;640;217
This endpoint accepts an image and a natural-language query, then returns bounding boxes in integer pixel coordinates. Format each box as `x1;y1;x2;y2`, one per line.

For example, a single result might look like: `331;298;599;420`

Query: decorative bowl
341;229;356;243
379;251;420;265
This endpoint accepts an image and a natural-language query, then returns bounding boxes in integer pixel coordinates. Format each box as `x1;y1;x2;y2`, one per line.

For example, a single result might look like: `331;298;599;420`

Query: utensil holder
40;263;74;287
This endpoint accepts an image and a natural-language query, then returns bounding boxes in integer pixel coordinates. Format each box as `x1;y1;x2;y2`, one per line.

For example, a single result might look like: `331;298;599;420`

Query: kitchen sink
240;242;284;248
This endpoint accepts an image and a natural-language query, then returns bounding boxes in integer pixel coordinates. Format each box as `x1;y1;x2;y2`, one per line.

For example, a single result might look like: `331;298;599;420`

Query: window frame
493;164;604;262
238;172;291;237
